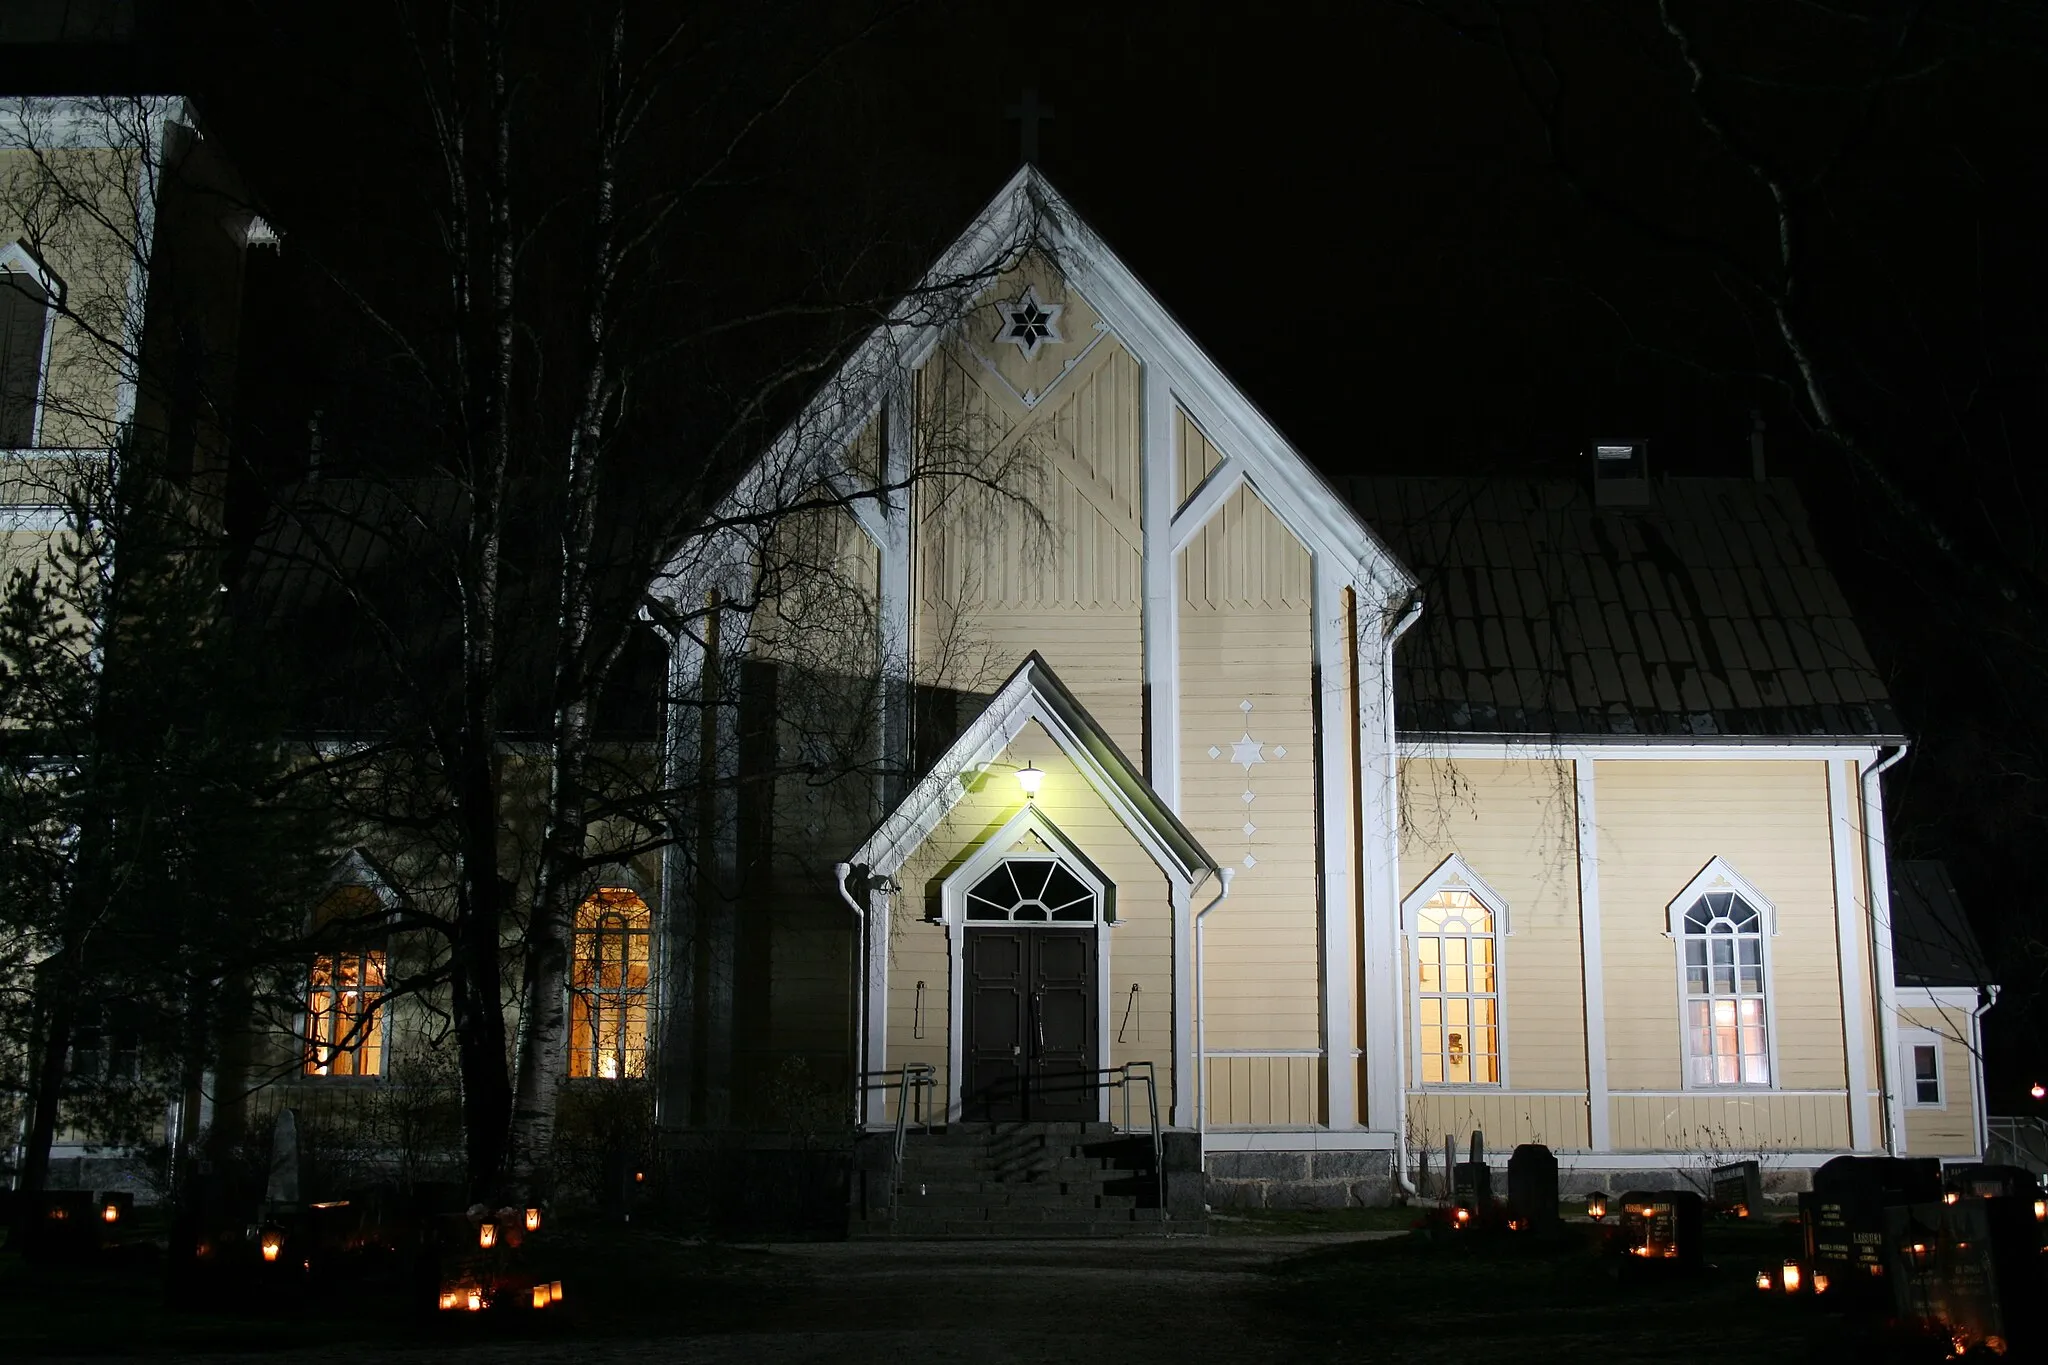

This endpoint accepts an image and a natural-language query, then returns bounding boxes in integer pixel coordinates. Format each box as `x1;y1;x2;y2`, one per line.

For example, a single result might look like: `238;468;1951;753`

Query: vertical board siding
1901;1007;1980;1157
1407;1093;1591;1152
1174;411;1223;509
1397;758;1587;1093
1609;1093;1850;1151
1205;1055;1321;1126
1179;474;1320;1052
1593;760;1847;1094
885;718;1175;1113
914;327;1145;753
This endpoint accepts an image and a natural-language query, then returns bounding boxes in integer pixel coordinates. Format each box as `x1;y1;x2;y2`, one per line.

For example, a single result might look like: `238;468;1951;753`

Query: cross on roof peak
1005;87;1054;166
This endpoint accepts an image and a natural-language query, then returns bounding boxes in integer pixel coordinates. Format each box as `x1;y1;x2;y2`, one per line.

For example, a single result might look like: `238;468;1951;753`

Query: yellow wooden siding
1397;757;1586;1092
749;497;879;666
1594;760;1846;1094
1609;1092;1850;1151
1179;479;1319;1054
1407;1092;1591;1152
913;330;1144;753
1174;411;1222;509
883;719;1174;1114
1206;1055;1320;1127
1900;1006;1980;1157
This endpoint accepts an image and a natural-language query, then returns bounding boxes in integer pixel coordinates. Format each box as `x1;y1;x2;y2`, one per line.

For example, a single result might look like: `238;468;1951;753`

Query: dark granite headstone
1506;1144;1558;1230
1710;1159;1762;1217
1948;1164;2038;1202
1805;1155;1941;1305
1452;1160;1492;1210
1886;1194;2043;1353
1618;1189;1703;1269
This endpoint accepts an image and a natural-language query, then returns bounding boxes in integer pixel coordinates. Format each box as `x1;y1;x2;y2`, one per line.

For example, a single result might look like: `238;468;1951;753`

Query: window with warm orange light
1415;889;1500;1084
306;950;386;1077
1680;891;1770;1086
570;888;650;1080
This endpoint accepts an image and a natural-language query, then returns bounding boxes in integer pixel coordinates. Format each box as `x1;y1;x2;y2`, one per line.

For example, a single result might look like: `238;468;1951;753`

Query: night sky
28;2;2047;1093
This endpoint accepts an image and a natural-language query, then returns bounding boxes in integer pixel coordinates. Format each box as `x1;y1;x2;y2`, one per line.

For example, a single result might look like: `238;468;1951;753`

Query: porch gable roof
850;653;1217;888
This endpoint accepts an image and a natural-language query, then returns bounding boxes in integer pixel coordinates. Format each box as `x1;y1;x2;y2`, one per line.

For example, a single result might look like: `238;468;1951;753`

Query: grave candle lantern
478;1222;497;1249
101;1202;119;1224
2034;1198;2046;1223
1755;1271;1772;1291
532;1285;551;1310
1452;1207;1471;1228
1781;1261;1802;1294
259;1224;284;1263
549;1280;564;1302
1587;1192;1608;1221
1812;1273;1830;1295
526;1207;541;1232
466;1289;484;1312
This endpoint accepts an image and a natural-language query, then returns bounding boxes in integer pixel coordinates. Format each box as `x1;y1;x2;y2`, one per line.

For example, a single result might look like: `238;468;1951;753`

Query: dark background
16;1;2046;1103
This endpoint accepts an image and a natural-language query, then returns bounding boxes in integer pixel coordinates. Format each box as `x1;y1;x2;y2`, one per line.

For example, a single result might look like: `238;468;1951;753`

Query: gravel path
69;1232;1399;1365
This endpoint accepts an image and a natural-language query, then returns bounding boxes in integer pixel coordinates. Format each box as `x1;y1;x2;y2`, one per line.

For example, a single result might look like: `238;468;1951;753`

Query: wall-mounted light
1015;763;1045;800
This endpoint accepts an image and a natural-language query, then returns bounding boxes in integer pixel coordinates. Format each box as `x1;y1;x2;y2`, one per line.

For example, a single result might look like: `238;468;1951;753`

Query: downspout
1193;867;1236;1160
1385;596;1424;1198
834;863;869;1126
1971;985;1998;1159
1858;744;1908;1154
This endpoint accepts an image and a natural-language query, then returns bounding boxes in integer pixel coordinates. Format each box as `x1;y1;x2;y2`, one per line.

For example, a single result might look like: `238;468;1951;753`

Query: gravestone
1617;1189;1703;1270
265;1108;302;1209
1887;1194;2043;1353
1948;1164;2038;1202
1805;1156;1941;1308
1710;1159;1762;1217
1506;1144;1559;1230
1452;1130;1491;1212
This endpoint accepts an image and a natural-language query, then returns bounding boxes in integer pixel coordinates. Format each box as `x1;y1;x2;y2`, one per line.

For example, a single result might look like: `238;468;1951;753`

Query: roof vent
1592;439;1650;507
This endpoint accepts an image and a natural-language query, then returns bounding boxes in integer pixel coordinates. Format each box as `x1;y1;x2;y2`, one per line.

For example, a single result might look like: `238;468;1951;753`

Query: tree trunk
12;983;77;1236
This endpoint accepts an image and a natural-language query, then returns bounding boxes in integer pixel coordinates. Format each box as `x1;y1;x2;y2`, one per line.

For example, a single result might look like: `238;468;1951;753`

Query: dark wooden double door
962;927;1098;1122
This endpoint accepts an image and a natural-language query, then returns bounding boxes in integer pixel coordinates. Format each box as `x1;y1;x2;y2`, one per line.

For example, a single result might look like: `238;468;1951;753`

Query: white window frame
1898;1027;1946;1110
1666;857;1780;1090
1;240;62;450
1401;854;1510;1089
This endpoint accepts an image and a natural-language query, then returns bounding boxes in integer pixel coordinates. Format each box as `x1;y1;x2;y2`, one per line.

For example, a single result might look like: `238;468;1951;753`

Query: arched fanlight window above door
964;857;1099;923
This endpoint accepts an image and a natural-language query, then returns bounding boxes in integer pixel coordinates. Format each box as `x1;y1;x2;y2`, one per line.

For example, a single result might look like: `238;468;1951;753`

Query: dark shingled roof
1346;477;1903;741
1890;860;1992;989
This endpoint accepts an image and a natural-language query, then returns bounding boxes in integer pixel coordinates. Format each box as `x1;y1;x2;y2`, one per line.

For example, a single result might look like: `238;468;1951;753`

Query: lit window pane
1415;887;1502;1087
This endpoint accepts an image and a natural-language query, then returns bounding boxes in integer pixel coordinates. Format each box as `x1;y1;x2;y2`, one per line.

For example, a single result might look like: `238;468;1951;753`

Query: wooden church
637;167;1991;1207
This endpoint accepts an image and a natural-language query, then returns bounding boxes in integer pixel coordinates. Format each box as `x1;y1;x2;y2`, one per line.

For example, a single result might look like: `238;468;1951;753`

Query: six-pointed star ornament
994;284;1064;360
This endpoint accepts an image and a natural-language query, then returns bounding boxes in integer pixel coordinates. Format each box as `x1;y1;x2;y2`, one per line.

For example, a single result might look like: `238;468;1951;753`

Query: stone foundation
1205;1149;1394;1209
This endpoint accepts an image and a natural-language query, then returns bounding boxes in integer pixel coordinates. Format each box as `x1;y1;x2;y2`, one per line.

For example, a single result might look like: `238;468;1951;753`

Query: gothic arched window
570;888;650;1080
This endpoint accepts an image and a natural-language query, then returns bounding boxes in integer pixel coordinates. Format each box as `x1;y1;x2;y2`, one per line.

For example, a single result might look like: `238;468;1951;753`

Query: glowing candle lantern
549;1280;564;1303
2031;1083;2044;1100
101;1203;119;1224
1781;1261;1802;1294
1587;1192;1608;1221
1755;1271;1772;1291
1812;1273;1830;1295
532;1285;551;1310
1944;1191;1961;1206
466;1289;484;1312
259;1224;284;1263
478;1222;497;1249
634;1170;645;1184
1453;1207;1471;1227
2035;1198;2046;1223
525;1207;541;1232
439;1291;461;1311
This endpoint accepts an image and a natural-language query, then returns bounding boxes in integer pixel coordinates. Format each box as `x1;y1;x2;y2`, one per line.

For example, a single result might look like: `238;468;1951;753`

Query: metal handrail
1106;1060;1165;1217
1987;1115;2048;1175
858;1063;936;1223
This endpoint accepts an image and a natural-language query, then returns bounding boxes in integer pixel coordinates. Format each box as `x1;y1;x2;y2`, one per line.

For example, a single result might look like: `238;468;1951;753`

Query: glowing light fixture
1586;1192;1607;1221
101;1203;120;1224
2034;1198;2046;1223
1015;763;1045;800
1781;1261;1802;1294
1755;1271;1772;1291
478;1222;497;1250
526;1207;542;1232
2032;1082;2045;1100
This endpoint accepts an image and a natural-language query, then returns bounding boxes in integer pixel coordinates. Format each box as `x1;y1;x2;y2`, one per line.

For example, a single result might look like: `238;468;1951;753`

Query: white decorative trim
1860;751;1908;1154
1313;555;1359;1128
1400;853;1513;936
865;886;890;1127
1665;856;1779;936
1140;363;1180;809
1406;739;1893;762
1168;453;1246;553
1171;881;1194;1126
1666;857;1784;1093
1828;759;1874;1149
851;657;1212;888
1358;605;1409;1131
1575;759;1611;1151
1897;1027;1947;1110
990;283;1064;360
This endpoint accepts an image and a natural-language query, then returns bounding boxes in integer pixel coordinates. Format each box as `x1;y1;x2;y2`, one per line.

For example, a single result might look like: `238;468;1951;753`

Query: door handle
1033;990;1046;1050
